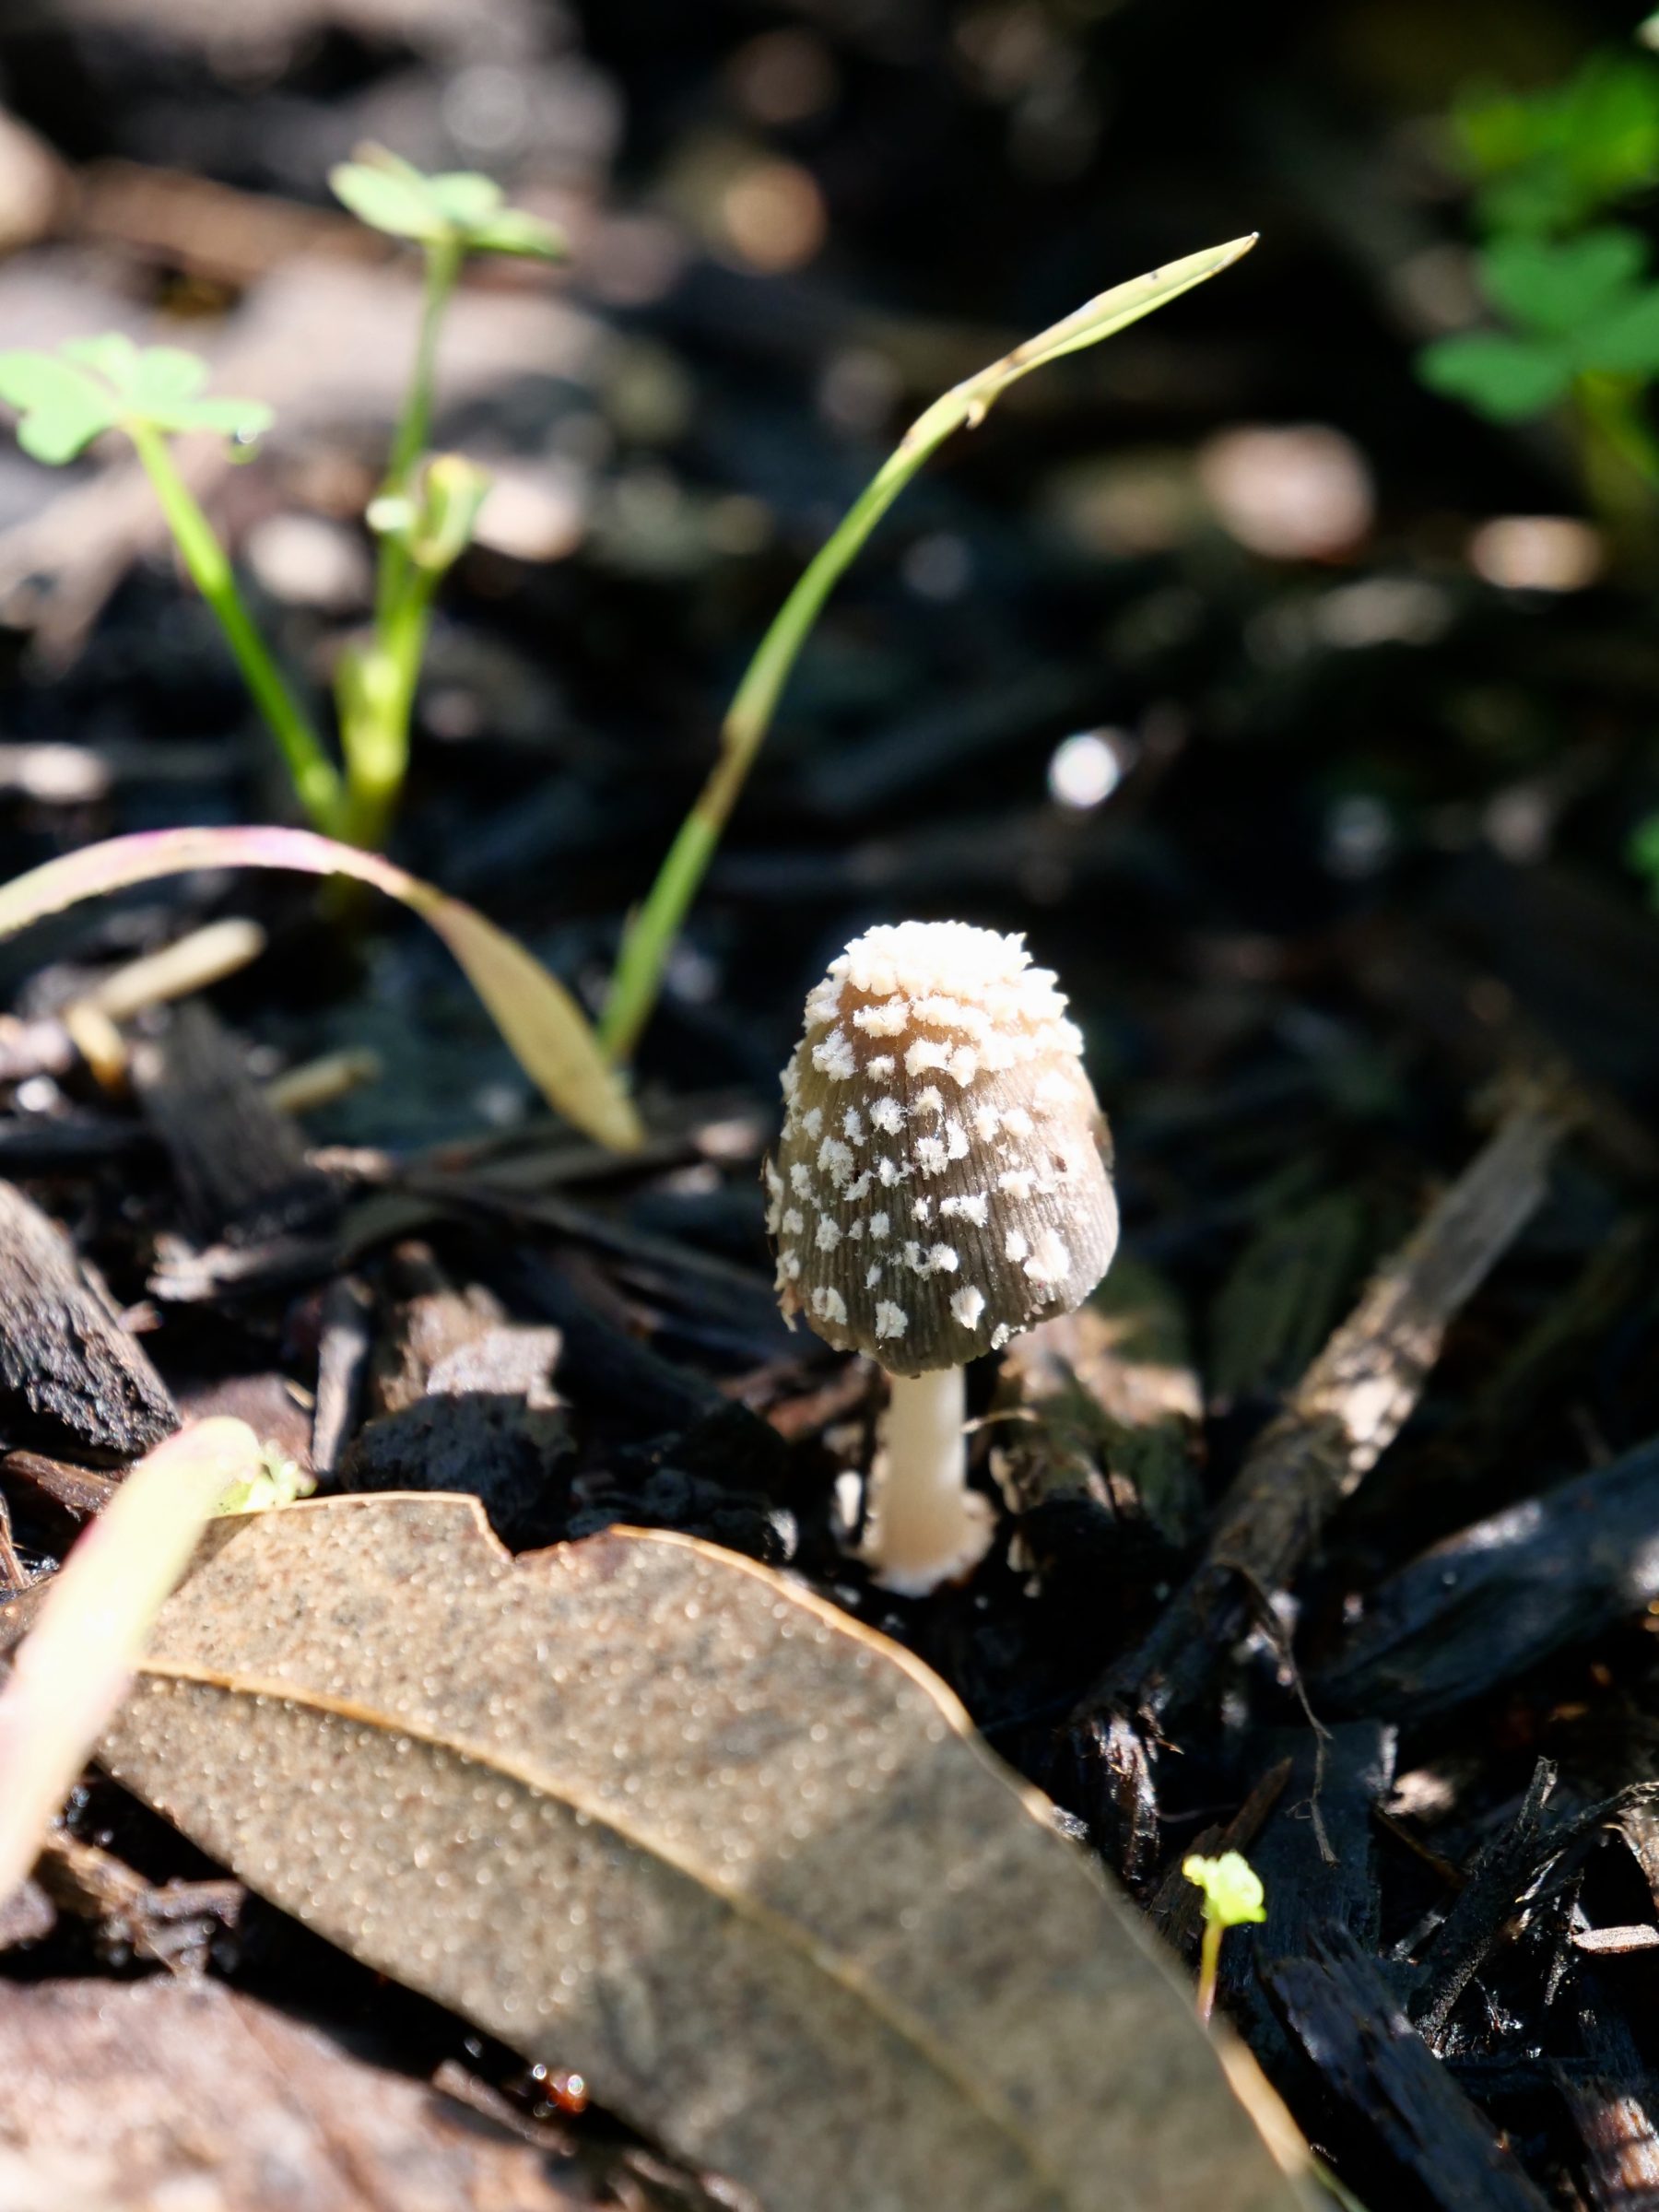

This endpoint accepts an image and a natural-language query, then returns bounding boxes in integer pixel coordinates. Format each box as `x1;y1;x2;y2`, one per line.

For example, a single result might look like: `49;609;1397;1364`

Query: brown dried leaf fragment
100;1494;1306;2212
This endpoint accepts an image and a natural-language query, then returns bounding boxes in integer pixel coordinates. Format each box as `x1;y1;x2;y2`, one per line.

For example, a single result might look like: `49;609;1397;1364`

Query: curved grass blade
599;233;1258;1061
0;828;642;1154
0;1417;261;1908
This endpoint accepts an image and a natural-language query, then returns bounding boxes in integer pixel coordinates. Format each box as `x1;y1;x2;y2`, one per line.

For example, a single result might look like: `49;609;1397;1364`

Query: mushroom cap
766;921;1118;1376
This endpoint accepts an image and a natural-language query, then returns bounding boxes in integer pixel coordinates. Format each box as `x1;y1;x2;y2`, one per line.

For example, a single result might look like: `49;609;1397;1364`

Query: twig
1410;1760;1559;2048
1077;1095;1568;1734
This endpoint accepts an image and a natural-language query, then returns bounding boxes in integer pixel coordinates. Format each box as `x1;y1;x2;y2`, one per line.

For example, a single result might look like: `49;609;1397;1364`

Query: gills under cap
767;920;1118;1377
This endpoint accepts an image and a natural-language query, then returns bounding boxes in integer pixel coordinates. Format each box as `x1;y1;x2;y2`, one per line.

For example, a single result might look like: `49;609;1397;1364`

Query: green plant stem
596;417;948;1062
339;571;441;848
127;421;345;835
597;231;1257;1065
1195;1920;1222;2024
376;235;463;630
1575;372;1659;560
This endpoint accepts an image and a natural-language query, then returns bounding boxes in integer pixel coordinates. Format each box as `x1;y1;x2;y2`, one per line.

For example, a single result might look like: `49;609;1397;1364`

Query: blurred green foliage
1420;227;1659;423
0;335;269;464
1453;52;1659;237
1418;44;1659;905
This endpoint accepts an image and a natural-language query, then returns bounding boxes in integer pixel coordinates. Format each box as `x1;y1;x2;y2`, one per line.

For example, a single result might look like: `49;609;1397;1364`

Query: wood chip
0;1977;591;2211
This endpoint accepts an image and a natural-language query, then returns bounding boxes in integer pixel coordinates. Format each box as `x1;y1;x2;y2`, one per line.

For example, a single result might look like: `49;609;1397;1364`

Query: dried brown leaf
100;1494;1307;2212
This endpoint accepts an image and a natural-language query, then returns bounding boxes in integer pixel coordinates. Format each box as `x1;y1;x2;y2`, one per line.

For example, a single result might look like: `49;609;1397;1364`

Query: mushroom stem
868;1366;994;1596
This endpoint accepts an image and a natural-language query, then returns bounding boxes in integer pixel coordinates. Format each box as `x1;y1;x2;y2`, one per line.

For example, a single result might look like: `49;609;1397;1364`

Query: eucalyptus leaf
100;1494;1307;2212
0;1418;262;1905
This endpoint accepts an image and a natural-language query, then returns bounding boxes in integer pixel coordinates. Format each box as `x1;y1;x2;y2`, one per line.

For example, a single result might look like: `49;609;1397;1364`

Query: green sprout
597;232;1258;1063
0;149;565;851
0;335;344;831
328;147;565;846
212;1441;318;1516
1182;1850;1265;2023
0;215;1255;1077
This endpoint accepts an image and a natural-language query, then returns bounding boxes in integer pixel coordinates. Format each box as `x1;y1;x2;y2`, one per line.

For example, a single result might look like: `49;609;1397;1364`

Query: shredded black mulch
5;2;1659;2206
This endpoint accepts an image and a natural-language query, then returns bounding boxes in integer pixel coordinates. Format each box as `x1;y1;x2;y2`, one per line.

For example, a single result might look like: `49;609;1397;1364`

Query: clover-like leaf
1480;229;1648;337
61;332;145;387
426;171;504;230
126;346;211;409
0;351;122;465
330;151;453;244
330;144;565;262
1457;56;1659;237
0;337;273;459
1418;332;1574;422
1576;287;1659;376
464;206;567;261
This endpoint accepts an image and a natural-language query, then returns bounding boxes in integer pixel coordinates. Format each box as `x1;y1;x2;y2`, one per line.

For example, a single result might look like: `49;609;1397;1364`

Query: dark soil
5;2;1659;2206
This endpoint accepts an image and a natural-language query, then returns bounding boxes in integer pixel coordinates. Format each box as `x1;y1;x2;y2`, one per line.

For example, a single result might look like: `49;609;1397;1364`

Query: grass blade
0;1417;261;1908
0;827;642;1153
599;234;1258;1062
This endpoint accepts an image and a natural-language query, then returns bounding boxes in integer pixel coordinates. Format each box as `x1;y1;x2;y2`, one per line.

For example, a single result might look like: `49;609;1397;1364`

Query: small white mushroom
769;919;1118;1594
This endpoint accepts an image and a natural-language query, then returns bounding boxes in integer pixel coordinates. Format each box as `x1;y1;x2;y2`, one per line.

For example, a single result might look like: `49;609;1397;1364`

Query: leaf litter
99;1491;1306;2212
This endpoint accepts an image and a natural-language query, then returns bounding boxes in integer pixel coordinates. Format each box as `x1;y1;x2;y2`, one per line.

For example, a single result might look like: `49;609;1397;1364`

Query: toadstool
767;920;1118;1594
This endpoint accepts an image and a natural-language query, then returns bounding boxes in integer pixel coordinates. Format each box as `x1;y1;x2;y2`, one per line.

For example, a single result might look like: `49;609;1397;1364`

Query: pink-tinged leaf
0;827;642;1154
0;1417;262;1908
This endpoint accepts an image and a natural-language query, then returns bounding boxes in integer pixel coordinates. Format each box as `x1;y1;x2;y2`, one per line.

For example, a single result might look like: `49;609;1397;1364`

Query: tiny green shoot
0;151;565;851
214;1441;317;1516
598;231;1259;1063
1182;1850;1265;2023
329;146;565;846
0;336;347;833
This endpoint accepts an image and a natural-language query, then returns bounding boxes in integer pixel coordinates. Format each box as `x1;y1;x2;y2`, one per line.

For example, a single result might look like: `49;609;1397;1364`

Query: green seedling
0;225;1254;1099
598;231;1259;1062
1182;1850;1265;2023
1420;47;1659;505
0;148;565;849
214;1441;317;1516
329;147;564;845
0;335;344;831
